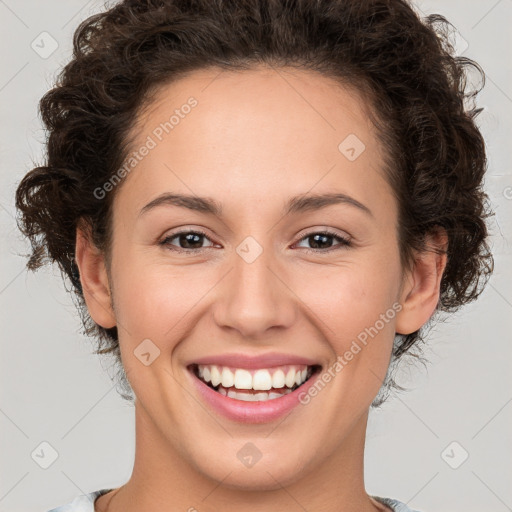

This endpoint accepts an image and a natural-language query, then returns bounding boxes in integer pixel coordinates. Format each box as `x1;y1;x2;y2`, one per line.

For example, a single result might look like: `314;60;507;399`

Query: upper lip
188;352;321;369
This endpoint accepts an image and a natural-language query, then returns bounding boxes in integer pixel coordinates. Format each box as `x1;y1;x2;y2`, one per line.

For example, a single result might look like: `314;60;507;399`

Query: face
80;66;426;492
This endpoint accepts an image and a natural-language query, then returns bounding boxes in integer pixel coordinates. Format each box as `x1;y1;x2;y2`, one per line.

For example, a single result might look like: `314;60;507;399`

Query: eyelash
159;228;352;254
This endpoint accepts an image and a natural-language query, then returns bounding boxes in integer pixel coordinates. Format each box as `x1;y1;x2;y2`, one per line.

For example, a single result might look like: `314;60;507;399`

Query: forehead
135;65;378;150
115;66;393;222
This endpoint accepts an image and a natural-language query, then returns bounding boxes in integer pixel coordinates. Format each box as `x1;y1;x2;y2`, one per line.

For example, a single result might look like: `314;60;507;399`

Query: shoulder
46;489;113;512
371;495;423;512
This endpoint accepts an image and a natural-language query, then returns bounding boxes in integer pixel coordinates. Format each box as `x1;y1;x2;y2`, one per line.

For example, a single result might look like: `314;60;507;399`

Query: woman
15;0;493;511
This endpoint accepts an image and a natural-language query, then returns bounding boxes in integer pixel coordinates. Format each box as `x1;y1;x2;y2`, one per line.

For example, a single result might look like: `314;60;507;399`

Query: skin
75;65;447;512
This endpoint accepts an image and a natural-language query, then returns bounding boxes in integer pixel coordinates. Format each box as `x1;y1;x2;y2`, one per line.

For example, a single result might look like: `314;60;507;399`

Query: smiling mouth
189;363;322;402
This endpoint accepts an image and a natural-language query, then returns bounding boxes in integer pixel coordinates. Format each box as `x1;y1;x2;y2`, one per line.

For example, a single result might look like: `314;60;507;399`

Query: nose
212;241;297;340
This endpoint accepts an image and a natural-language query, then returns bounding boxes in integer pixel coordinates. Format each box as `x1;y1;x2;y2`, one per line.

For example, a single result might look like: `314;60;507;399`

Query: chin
187;440;313;491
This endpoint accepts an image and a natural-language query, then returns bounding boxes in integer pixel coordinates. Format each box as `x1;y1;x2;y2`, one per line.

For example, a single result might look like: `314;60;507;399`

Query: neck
97;402;386;512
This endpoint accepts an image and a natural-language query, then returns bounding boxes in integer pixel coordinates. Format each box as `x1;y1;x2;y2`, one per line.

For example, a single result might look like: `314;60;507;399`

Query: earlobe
74;225;116;329
395;228;448;335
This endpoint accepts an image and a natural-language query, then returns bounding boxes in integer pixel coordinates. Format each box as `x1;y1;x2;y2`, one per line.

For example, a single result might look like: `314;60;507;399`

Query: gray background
1;1;511;511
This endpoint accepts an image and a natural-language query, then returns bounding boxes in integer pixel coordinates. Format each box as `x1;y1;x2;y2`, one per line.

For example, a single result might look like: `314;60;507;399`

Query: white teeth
285;368;296;388
224;389;294;401
272;369;285;389
253;369;272;390
221;367;234;388
195;363;313;395
234;369;253;389
211;366;222;387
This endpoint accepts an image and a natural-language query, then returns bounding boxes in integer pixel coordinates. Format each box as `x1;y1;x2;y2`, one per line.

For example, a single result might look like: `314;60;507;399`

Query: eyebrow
285;192;373;217
139;191;373;218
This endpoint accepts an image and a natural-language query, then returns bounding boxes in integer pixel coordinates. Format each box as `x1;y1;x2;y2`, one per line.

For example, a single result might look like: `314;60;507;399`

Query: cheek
298;257;401;347
309;271;399;403
111;250;213;343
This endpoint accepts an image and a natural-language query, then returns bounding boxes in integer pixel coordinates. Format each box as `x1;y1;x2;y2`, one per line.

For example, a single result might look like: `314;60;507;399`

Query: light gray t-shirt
47;489;422;511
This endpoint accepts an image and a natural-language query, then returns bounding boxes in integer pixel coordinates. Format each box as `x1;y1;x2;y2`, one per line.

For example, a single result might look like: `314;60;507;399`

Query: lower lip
188;367;321;424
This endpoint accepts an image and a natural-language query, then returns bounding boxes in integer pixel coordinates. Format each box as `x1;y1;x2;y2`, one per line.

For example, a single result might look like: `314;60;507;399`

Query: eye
158;228;352;254
159;229;216;252
294;230;351;253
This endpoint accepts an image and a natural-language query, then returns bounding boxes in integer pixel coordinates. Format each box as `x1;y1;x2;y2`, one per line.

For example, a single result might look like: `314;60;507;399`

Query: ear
74;224;116;329
395;228;448;335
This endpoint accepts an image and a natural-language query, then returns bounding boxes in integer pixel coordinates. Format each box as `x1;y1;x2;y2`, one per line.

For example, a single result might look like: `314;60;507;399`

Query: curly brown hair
15;0;494;405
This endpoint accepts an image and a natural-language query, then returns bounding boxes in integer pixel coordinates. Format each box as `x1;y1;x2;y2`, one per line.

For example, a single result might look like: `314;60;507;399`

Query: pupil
310;234;332;249
181;233;202;248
